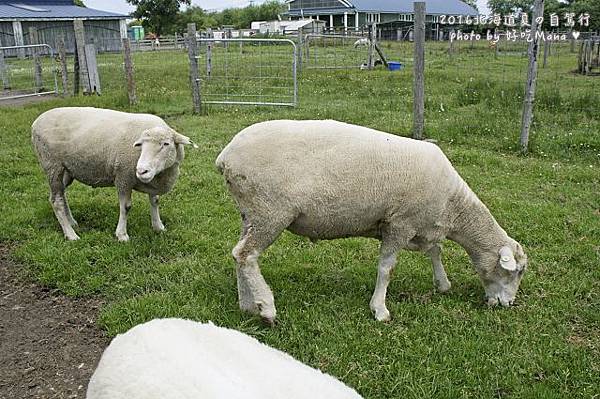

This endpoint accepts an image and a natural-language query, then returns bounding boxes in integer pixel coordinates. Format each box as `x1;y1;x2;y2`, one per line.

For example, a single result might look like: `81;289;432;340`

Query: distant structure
283;0;477;36
0;0;128;52
256;19;326;35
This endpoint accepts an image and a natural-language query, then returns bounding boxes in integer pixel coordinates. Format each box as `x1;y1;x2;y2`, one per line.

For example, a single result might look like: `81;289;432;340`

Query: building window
366;13;380;23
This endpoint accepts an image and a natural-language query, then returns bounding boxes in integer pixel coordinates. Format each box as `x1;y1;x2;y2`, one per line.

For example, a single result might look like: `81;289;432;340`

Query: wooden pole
187;23;201;113
122;38;137;105
412;1;426;140
73;44;80;95
57;36;69;96
29;27;43;92
520;0;545;153
0;37;10;90
73;19;90;94
368;23;375;69
543;39;550;68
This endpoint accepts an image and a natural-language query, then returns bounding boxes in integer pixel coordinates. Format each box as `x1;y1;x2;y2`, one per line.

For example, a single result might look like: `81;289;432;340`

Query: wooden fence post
187;23;201;113
57;36;69;96
368;23;375;69
520;0;545;153
543;39;550;68
84;44;100;94
122;38;137;105
0;37;9;90
29;27;44;92
412;1;426;140
73;19;90;94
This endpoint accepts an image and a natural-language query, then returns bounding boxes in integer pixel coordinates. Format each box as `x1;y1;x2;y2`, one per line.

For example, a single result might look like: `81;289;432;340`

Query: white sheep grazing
86;318;363;399
32;107;195;241
353;38;369;48
216;120;528;324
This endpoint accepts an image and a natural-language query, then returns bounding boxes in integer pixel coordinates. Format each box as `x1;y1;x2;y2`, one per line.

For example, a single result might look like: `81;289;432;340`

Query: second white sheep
32;107;195;241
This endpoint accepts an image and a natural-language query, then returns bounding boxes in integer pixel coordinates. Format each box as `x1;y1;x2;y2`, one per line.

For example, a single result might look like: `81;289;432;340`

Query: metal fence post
413;2;426;140
122;38;137;105
187;23;201;113
520;0;545;153
29;27;44;92
207;42;212;79
0;38;10;90
57;36;69;96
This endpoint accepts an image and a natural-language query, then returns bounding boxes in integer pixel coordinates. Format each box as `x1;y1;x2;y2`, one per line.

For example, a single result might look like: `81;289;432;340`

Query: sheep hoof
153;224;166;233
116;233;130;242
435;280;451;293
66;233;80;241
261;316;277;327
374;308;391;322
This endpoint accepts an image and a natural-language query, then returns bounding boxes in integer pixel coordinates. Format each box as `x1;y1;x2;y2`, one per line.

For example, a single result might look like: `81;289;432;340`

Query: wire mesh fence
301;34;371;69
0;44;59;101
196;38;298;107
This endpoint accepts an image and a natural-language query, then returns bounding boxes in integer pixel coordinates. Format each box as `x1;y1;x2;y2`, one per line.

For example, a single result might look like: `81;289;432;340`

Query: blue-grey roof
0;0;128;20
349;0;478;15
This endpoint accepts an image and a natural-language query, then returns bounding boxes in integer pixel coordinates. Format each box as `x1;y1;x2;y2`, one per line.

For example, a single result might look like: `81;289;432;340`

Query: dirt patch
0;244;108;399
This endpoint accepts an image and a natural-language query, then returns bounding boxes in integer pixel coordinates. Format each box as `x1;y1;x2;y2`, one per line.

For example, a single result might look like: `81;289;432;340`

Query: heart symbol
572;31;580;40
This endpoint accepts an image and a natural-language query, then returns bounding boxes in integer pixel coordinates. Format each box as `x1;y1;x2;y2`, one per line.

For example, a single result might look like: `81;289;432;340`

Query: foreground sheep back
32;107;194;241
87;318;363;399
216;120;528;324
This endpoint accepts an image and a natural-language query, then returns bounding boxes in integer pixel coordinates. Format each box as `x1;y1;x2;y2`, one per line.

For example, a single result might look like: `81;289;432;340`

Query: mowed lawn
0;41;598;398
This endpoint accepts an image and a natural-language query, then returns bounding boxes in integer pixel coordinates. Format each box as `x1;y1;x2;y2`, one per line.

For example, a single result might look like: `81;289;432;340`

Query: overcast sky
84;0;491;15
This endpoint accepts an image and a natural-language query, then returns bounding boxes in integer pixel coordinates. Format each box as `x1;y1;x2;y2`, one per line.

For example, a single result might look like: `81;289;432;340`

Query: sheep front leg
115;189;132;242
149;194;165;232
428;244;451;293
369;248;397;322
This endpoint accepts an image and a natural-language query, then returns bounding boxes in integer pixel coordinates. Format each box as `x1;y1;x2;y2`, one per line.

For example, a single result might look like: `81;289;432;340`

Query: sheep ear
498;246;517;271
173;132;198;148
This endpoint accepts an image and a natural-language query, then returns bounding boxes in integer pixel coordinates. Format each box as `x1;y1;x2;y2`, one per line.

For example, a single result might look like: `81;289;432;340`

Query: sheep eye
134;142;142;147
162;142;170;147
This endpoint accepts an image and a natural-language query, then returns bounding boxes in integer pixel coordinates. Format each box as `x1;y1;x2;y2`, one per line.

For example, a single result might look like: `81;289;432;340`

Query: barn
0;0;128;53
284;0;478;34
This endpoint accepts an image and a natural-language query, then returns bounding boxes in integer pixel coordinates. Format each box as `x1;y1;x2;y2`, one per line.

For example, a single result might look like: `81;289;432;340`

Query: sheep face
477;242;527;307
133;127;192;183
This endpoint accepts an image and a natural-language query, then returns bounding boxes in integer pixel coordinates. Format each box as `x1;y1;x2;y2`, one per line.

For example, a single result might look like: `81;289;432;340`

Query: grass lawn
0;40;598;398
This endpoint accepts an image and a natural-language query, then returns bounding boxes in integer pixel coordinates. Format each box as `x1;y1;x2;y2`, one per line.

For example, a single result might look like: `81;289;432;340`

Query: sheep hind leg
369;244;398;322
61;171;78;228
232;216;290;326
115;189;132;242
48;168;79;241
427;244;451;293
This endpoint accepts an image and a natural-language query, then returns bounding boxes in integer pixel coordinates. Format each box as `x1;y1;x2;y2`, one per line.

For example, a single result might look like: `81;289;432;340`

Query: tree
127;0;191;37
462;0;479;12
487;0;533;15
74;0;85;6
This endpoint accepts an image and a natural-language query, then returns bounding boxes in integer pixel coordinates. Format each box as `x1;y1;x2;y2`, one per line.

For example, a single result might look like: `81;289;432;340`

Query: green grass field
0;40;598;398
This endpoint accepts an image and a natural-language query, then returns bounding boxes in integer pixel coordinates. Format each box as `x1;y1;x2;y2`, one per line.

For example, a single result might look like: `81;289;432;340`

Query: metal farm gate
0;44;59;101
196;38;297;107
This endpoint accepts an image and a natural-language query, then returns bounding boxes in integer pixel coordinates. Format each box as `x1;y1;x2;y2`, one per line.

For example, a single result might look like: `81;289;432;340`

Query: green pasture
0;40;598;398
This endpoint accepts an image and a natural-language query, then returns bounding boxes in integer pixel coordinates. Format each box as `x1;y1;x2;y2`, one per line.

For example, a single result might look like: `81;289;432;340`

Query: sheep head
476;240;528;307
133;127;195;184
